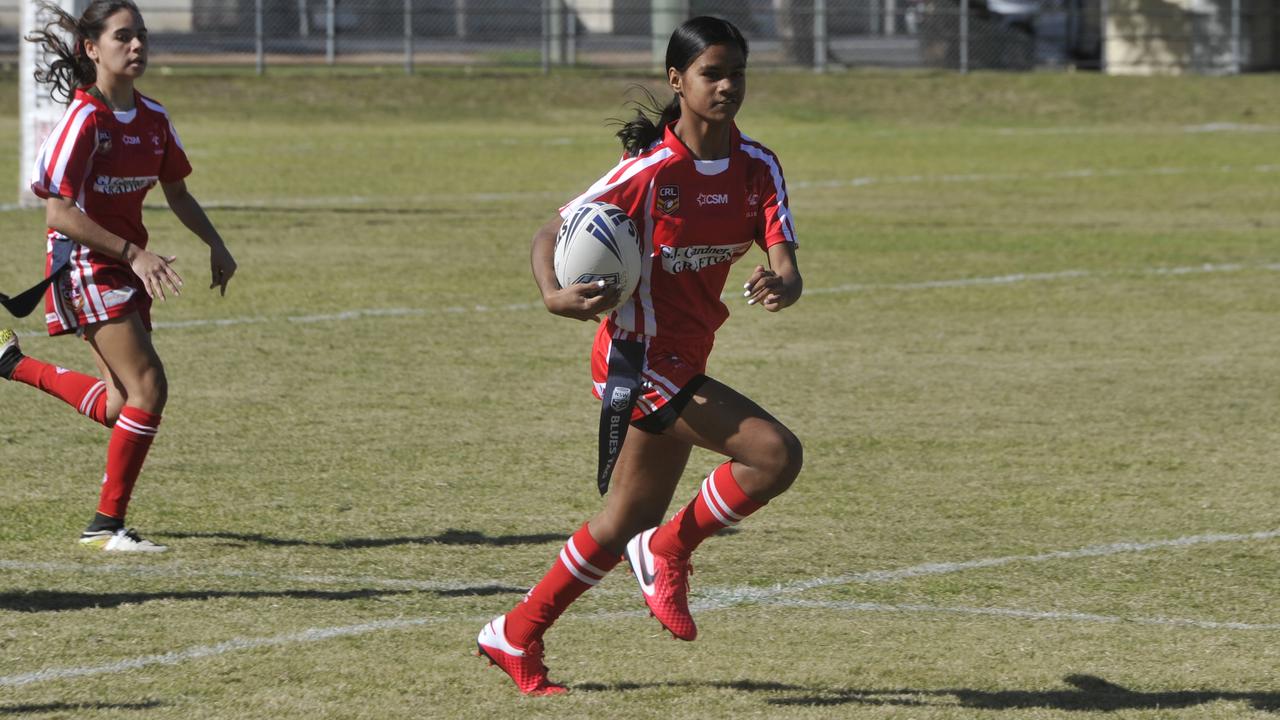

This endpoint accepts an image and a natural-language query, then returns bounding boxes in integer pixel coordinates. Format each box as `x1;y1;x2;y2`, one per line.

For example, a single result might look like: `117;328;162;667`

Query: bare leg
85;313;166;415
588;428;693;554
666;377;803;502
88;338;128;426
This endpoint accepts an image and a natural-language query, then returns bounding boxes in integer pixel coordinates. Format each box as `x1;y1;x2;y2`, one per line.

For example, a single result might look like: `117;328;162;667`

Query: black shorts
632;374;709;435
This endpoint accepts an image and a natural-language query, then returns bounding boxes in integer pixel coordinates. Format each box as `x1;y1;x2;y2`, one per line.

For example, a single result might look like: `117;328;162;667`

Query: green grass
1;68;1278;719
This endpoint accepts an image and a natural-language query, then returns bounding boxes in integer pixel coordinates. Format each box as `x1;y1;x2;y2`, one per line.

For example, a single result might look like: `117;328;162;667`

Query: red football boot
624;527;697;641
476;615;568;696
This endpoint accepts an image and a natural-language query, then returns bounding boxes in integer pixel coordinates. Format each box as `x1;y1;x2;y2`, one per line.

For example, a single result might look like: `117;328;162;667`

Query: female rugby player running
1;0;237;552
477;16;803;694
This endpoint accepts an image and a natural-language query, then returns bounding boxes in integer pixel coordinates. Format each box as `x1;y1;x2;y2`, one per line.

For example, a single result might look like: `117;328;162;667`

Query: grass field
1;66;1278;719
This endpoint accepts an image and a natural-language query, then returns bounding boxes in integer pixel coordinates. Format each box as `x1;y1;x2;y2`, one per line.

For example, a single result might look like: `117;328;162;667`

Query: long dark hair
25;0;142;105
615;15;749;157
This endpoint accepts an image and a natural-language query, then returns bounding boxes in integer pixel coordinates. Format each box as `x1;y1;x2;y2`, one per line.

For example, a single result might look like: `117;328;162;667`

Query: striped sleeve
559;146;675;225
741;136;797;248
30;100;98;201
141;95;192;183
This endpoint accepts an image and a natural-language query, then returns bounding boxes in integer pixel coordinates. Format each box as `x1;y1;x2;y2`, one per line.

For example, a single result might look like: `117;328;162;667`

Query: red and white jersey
30;87;192;251
561;122;796;342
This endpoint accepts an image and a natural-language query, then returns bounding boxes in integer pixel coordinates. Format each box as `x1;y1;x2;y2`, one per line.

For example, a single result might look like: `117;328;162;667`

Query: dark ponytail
26;0;142;105
615;15;749;157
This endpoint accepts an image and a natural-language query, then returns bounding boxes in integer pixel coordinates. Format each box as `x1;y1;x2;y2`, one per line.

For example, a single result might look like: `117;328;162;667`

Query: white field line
3;528;1278;688
4;260;1266;340
4;529;1278;599
697;529;1280;604
0;616;446;688
7;598;1278;690
3;163;1271;214
756;598;1280;632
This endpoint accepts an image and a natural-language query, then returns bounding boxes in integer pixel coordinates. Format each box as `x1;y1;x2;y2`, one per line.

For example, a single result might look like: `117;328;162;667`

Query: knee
752;425;803;497
131;365;168;412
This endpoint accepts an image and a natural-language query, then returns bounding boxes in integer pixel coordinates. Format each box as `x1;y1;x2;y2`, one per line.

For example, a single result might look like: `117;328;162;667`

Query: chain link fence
0;1;1275;74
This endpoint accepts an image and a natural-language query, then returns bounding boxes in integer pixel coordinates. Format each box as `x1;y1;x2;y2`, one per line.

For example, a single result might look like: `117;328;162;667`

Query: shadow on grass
579;675;1280;712
159;528;567;549
188;204;460;216
0;701;163;715
0;586;515;613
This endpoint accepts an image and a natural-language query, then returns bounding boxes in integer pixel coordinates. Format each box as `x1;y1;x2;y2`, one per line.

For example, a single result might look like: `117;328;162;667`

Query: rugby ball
554;202;642;309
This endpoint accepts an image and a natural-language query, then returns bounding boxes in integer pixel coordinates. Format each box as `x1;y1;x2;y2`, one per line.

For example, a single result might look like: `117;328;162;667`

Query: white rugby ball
554;202;642;309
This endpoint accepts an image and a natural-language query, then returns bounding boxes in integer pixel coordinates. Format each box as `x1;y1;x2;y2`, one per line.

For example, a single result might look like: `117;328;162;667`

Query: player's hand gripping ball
554;202;642;311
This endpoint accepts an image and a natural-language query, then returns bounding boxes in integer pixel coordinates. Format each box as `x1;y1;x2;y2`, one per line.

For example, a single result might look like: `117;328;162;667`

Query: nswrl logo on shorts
610;386;632;412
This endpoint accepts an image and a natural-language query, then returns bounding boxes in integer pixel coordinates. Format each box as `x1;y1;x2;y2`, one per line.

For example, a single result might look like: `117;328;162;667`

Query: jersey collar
663;121;740;165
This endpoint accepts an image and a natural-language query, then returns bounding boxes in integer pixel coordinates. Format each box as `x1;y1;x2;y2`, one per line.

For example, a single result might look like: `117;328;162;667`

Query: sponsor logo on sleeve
657;185;680;215
746;191;760;218
93;175;158;195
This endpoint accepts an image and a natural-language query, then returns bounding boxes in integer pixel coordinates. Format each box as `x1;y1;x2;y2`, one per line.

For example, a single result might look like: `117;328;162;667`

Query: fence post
404;0;413;75
652;0;688;71
455;0;467;39
255;0;264;75
298;0;308;36
1230;0;1241;74
549;0;564;65
565;0;577;67
814;0;827;73
325;0;336;65
541;0;550;74
885;0;896;35
1100;0;1108;74
959;0;969;73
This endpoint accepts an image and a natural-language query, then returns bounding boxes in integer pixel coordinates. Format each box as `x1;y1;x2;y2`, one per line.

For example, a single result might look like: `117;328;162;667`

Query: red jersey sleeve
158;117;192;183
559;148;674;226
753;153;797;250
30;101;99;201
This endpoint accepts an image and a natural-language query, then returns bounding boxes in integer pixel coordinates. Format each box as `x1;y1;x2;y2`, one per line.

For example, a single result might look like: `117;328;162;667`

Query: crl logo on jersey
657;185;680;215
697;192;729;206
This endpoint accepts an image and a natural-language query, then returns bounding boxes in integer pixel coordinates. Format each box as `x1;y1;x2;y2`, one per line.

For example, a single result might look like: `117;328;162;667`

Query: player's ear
667;67;682;96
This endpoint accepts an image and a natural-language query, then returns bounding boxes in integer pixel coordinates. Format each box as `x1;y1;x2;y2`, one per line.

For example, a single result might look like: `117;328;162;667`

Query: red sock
11;357;110;426
504;523;621;649
649;461;765;559
97;406;162;520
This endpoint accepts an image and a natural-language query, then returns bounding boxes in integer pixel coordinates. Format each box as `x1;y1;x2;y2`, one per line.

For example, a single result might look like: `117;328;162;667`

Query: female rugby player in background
477;15;803;694
0;0;237;552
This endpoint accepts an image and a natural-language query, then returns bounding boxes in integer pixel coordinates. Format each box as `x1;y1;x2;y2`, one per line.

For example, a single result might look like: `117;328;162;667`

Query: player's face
85;9;148;81
670;42;747;126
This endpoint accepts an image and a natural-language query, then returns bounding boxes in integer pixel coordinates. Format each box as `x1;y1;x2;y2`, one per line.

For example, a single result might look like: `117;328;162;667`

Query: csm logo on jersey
660;244;740;274
93;175;157;195
697;192;729;207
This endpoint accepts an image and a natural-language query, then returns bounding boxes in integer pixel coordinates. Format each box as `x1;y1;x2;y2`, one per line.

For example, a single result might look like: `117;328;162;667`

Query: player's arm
162;179;237;296
45;195;183;301
531;214;618;322
743;241;802;313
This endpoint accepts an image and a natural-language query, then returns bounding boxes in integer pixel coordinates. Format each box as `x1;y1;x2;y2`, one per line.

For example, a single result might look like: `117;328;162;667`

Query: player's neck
673;118;732;161
93;77;136;112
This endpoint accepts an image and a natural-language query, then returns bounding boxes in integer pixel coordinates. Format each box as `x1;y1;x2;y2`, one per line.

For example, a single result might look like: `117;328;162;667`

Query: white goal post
19;0;87;208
